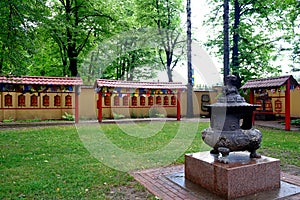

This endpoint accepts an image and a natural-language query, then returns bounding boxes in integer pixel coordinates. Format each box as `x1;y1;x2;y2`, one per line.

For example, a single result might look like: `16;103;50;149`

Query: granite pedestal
185;151;280;200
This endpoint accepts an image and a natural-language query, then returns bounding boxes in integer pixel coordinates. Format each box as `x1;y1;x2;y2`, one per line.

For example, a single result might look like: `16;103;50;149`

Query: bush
149;107;165;118
62;112;75;121
113;112;125;119
291;119;300;126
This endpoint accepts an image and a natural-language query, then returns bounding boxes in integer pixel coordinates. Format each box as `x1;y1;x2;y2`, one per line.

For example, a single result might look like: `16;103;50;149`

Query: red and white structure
0;75;82;123
94;79;187;122
241;75;299;131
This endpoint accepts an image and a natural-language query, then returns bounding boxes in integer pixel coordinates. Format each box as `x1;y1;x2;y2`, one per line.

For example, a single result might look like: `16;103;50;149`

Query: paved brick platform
131;165;300;200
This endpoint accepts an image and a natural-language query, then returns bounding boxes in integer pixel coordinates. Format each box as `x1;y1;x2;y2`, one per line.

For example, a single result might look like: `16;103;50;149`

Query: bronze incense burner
202;75;262;163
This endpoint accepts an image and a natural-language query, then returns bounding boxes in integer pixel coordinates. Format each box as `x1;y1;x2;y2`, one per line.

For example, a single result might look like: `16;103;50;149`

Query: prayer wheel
275;99;282;113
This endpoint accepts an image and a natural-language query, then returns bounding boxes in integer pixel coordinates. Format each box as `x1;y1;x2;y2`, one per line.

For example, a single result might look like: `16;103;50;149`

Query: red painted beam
98;91;103;123
177;91;181;121
285;79;291;131
75;93;79;123
250;88;255;124
250;89;254;104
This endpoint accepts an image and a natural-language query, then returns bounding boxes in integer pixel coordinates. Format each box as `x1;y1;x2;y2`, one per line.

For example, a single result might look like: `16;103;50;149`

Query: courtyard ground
1;118;299;199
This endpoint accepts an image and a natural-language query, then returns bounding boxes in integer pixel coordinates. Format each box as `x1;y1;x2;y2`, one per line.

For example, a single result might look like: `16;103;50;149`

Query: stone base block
185;151;280;200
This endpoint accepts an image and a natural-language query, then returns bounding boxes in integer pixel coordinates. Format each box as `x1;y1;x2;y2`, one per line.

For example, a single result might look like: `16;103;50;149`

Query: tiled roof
241;75;299;89
0;75;83;85
94;79;187;90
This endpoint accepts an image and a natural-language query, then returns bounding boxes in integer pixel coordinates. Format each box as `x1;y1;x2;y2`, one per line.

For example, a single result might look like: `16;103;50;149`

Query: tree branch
78;13;113;23
76;29;92;53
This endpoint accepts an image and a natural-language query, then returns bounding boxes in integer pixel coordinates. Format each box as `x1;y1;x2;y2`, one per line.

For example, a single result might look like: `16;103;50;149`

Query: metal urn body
202;75;262;163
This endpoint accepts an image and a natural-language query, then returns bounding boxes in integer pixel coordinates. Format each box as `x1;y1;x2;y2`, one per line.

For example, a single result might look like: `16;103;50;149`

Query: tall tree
289;0;300;72
223;0;230;84
186;0;193;117
0;0;47;75
231;0;240;84
45;0;113;77
80;0;161;83
81;29;161;83
135;0;184;82
204;0;298;83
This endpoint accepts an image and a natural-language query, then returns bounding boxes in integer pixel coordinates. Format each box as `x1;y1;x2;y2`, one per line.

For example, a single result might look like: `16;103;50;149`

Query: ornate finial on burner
224;75;239;96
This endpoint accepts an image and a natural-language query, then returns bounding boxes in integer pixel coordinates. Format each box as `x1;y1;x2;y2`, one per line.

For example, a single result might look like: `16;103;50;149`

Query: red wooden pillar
75;85;80;124
250;88;255;124
285;79;291;131
249;88;254;104
177;91;181;121
75;94;79;123
98;91;103;123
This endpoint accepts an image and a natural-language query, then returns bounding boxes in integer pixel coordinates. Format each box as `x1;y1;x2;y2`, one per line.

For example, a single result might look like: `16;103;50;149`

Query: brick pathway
131;165;300;200
131;165;199;200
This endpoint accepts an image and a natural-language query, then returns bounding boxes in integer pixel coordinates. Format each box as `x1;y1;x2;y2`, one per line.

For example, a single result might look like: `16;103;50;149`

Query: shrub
291;119;300;126
62;112;75;121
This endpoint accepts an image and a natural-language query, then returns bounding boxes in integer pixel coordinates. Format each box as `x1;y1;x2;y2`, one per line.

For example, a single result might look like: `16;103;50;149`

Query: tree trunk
166;66;173;82
69;53;78;77
166;51;173;82
223;0;230;84
65;0;78;77
186;0;193;118
232;0;241;88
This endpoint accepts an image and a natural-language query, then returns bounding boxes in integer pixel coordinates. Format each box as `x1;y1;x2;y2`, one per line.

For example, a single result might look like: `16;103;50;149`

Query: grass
258;127;300;167
0;121;300;199
0;126;133;199
0;121;209;199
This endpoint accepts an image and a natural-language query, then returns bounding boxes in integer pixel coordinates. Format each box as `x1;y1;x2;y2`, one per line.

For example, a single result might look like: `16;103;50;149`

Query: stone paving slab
131;165;300;200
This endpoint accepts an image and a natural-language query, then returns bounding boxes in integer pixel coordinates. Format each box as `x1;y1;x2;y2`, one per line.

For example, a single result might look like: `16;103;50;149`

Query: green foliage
113;112;125;119
291;119;300;125
149;107;165;118
81;28;161;83
62;112;75;121
2;117;14;123
135;0;185;82
204;0;299;83
43;0;114;76
130;112;137;119
0;0;48;75
0;0;185;80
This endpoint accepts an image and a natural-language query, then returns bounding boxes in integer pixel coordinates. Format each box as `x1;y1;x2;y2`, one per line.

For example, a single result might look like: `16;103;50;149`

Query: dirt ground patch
281;164;300;176
107;181;155;200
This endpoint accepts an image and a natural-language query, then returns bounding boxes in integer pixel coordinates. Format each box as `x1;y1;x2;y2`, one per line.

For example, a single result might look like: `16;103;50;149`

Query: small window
5;94;12;107
201;94;210;102
43;95;50;107
123;96;129;106
18;94;26;107
65;95;72;106
132;96;137;106
31;94;38;107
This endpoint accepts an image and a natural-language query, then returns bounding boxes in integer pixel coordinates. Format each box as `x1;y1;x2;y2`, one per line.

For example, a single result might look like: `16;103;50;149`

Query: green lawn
259;127;300;167
1;121;300;199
